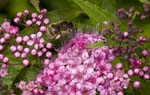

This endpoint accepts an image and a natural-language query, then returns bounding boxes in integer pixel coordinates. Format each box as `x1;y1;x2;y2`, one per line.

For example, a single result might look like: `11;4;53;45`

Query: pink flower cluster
10;9;52;66
0;21;19;77
10;31;52;66
16;81;44;95
0;9;52;78
36;33;130;95
14;9;49;32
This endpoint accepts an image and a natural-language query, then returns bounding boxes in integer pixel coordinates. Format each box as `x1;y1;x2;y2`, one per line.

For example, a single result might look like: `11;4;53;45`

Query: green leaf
30;0;40;12
86;41;104;48
46;8;81;22
100;0;117;14
139;0;149;3
73;0;119;25
141;24;150;36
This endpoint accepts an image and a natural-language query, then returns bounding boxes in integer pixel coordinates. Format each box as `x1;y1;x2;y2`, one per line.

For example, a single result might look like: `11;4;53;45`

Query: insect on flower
48;20;77;40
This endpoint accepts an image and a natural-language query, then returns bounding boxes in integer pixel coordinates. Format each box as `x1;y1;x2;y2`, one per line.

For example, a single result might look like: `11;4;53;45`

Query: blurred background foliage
0;0;149;35
0;0;146;31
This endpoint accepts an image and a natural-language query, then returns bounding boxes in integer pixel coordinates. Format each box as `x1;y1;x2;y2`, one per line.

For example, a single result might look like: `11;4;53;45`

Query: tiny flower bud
40;26;47;32
30;34;36;39
43;18;50;24
14;17;20;23
10;45;17;52
139;36;147;42
34;44;39;50
26;20;32;26
116;63;123;69
14;52;21;58
123;32;129;37
17;12;23;17
17;45;23;51
38;14;43;20
144;74;150;79
4;33;10;40
46;52;52;58
133;81;140;88
134;68;140;74
37;32;42;37
46;43;52;49
23;59;29;66
0;38;6;44
128;69;134;76
37;51;43;57
32;13;38;18
23;35;29;42
3;57;9;63
39;43;44;48
32;18;37;23
21;53;27;58
117;91;124;95
142;50;148;56
0;45;4;51
1;64;7;68
24;10;30;15
42;48;47;53
107;73;114;79
27;40;34;46
24;48;30;54
16;36;22;43
139;71;144;77
41;8;47;14
31;49;37;55
0;54;4;60
43;59;50;65
36;21;41;26
143;66;149;72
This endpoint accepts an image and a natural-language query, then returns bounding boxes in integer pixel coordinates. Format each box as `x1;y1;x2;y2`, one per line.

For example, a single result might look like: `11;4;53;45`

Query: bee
48;20;77;40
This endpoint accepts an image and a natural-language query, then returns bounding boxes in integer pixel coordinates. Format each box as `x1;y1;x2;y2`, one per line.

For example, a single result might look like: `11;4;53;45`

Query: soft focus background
0;0;146;30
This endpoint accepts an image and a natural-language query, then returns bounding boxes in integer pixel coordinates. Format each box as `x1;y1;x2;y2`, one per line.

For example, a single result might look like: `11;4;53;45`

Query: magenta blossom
35;32;129;95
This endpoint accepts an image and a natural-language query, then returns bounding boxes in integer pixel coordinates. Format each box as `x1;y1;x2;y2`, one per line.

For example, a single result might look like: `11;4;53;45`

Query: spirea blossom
36;32;130;95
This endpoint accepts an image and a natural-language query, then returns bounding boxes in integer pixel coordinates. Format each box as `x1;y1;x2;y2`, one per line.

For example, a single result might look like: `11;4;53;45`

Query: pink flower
1;21;10;31
35;32;125;95
22;90;33;95
8;26;19;35
0;68;8;77
17;81;27;90
129;57;141;68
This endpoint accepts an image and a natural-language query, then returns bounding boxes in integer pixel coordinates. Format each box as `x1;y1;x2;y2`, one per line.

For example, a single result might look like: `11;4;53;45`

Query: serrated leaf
86;41;103;48
73;0;119;25
46;8;81;22
30;0;40;12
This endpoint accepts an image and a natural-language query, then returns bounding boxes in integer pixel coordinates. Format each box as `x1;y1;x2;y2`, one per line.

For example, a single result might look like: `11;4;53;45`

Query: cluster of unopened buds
15;81;44;95
0;21;19;78
117;1;150;21
11;9;53;67
14;9;49;32
0;8;53;94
